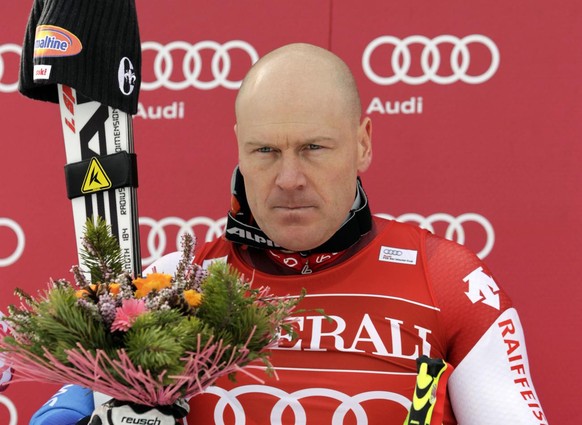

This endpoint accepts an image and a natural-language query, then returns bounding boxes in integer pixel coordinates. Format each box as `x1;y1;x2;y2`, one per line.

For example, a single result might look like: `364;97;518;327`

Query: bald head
233;43;372;252
235;43;362;126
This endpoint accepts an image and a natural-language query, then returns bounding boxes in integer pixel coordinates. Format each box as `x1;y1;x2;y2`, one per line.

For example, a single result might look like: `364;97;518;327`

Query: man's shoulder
372;215;430;241
194;235;233;261
143;251;182;275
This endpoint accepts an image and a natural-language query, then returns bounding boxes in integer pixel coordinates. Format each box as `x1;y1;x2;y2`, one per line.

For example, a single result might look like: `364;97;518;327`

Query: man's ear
357;117;373;172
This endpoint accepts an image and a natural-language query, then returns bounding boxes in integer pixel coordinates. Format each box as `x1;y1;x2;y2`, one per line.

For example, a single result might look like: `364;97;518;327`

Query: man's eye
307;144;322;150
257;146;273;153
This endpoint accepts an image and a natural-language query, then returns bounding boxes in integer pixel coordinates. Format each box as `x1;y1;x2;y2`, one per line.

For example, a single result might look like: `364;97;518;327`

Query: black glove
77;399;189;425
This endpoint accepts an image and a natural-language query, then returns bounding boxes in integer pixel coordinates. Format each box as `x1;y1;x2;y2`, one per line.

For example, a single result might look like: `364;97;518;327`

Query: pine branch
197;262;249;335
125;311;187;379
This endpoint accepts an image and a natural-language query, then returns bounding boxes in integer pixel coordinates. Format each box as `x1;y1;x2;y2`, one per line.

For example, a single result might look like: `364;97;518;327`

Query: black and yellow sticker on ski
81;157;112;193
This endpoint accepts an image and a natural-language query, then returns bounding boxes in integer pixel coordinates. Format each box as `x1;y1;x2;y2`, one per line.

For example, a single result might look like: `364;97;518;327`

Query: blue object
29;384;94;425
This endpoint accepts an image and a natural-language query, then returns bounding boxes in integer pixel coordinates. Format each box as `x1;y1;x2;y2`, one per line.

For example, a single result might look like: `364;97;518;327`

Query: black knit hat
18;0;141;114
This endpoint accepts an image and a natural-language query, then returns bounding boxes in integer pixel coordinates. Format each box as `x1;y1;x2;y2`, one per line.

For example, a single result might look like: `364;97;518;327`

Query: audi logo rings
0;395;17;425
382;249;403;256
139;216;227;266
376;212;495;259
208;385;410;425
141;40;259;91
0;218;25;268
362;34;500;85
0;44;21;93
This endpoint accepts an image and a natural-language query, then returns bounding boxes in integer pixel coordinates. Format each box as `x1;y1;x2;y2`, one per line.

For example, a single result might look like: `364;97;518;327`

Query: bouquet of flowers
0;218;302;409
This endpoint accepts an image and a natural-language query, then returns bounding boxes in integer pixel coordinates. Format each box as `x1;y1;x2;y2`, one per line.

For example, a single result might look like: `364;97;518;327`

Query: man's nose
274;154;307;190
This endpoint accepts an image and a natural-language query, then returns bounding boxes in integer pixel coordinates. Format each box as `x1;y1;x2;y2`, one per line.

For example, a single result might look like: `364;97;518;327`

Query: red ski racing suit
165;217;546;425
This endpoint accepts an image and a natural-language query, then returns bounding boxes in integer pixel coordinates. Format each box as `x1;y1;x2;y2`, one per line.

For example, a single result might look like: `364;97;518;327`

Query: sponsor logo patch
33;64;52;80
82;158;112;194
378;246;418;265
118;56;137;95
462;266;500;309
34;25;82;58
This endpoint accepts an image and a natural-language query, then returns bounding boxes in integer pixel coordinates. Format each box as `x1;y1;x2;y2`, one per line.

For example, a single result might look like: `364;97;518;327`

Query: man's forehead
238;121;341;141
236;87;348;129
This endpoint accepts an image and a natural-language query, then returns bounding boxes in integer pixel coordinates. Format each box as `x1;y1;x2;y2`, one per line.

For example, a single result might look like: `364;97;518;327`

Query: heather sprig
80;217;125;284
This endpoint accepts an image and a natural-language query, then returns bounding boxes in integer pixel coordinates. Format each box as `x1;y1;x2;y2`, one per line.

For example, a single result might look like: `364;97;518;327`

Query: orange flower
183;289;203;307
133;273;172;298
109;283;120;296
75;284;98;298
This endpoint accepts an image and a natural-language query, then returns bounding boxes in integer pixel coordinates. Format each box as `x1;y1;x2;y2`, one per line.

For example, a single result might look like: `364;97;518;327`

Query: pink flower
111;299;147;332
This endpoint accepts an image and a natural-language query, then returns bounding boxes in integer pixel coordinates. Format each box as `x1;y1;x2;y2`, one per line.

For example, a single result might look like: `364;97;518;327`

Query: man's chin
270;230;326;252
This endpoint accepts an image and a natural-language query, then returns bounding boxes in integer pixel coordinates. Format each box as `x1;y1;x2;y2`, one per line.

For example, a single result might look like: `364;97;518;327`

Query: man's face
236;90;371;252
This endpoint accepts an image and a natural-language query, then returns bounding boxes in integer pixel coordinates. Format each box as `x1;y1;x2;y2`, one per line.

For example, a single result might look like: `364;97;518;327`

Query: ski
58;84;142;277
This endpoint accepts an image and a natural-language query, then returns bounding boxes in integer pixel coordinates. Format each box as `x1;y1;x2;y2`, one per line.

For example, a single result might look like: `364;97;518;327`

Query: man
31;43;547;424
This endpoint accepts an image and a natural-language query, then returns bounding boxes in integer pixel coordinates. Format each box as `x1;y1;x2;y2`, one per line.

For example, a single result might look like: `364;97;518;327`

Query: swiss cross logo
462;266;500;310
